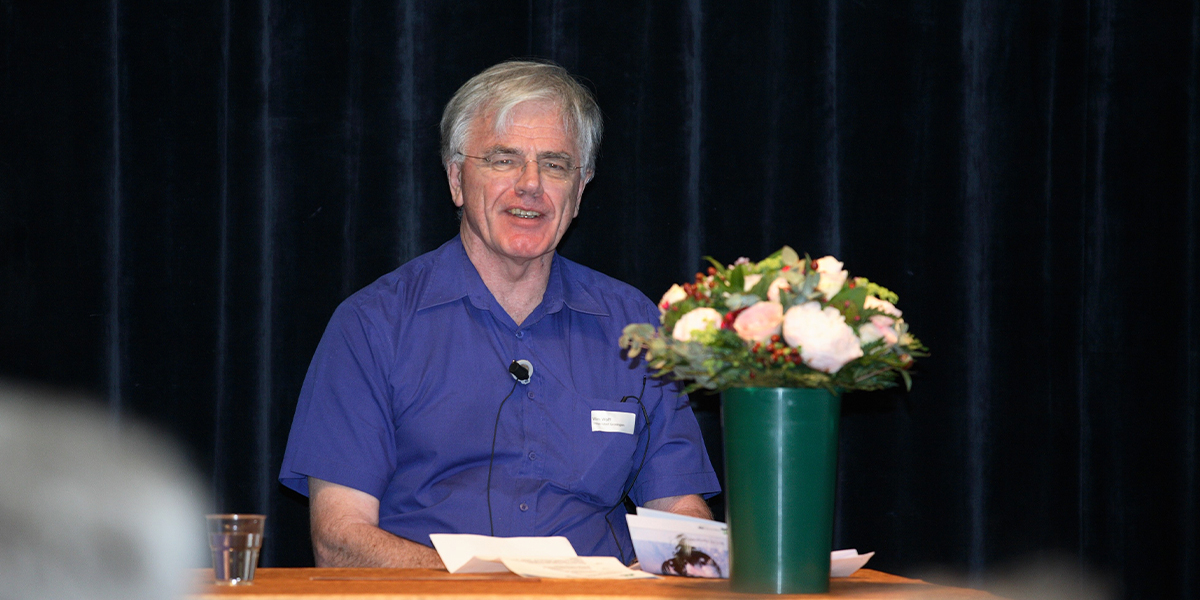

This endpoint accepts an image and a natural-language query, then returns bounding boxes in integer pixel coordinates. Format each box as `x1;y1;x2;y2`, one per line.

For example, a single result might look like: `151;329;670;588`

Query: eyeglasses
457;151;582;182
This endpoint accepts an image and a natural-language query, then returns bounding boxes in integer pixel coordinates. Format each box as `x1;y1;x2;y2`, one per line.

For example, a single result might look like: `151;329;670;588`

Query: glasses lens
477;153;575;181
483;153;522;172
538;158;573;180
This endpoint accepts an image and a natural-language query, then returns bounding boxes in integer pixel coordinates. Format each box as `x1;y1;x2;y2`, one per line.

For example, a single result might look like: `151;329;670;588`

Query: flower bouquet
619;246;925;393
619;246;927;593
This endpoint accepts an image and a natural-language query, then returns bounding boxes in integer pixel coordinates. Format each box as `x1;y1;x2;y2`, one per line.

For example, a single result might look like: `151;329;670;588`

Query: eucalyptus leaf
724;293;761;310
780;246;800;266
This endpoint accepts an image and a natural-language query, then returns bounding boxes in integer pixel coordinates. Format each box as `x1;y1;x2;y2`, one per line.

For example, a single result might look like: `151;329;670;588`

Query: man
279;60;719;568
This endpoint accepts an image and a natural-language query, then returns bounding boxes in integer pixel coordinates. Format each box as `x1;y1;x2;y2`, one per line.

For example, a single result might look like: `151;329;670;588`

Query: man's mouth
507;208;541;219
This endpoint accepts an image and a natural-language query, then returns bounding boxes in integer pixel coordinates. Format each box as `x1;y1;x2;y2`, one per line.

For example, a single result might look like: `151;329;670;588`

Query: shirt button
515;331;524;339
528;451;536;460
519;503;529;512
527;391;535;399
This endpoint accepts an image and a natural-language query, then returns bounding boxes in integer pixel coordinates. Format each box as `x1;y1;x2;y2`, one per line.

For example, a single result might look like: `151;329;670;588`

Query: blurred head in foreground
0;381;207;600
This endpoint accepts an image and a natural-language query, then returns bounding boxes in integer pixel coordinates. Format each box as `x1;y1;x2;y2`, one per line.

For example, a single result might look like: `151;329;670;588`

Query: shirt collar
416;235;608;319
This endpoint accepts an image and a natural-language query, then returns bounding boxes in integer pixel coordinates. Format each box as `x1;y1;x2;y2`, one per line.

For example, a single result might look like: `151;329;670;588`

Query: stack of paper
625;508;874;579
625;508;730;578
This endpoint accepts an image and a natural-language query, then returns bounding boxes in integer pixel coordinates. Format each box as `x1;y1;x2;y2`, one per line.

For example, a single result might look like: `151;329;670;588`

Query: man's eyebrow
480;146;575;161
479;145;520;156
536;150;574;161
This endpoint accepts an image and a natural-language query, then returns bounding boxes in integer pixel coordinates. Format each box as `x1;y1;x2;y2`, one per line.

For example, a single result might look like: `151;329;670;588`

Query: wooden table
188;568;1002;599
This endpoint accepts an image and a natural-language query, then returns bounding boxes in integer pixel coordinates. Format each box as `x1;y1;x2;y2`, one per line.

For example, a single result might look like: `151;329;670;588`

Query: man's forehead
472;101;577;151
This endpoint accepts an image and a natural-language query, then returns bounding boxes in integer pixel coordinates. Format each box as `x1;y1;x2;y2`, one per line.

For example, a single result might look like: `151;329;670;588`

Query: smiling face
448;100;590;274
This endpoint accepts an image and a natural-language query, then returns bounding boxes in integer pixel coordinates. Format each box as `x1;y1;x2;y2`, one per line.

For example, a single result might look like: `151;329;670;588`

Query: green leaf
780;246;800;266
724;293;760;310
827;284;868;323
728;268;745;292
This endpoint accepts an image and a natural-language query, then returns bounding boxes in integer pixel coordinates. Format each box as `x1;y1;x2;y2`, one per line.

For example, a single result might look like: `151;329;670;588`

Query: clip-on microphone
508;359;533;384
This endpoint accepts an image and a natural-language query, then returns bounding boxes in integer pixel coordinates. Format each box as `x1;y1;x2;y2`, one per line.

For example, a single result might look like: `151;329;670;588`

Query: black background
2;1;1197;598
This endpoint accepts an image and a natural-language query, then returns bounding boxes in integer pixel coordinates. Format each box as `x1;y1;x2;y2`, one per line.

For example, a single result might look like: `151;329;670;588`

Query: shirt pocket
555;395;644;505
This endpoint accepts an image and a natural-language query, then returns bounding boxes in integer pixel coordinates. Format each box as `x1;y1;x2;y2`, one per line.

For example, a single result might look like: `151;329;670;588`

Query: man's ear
447;162;464;208
573;170;593;218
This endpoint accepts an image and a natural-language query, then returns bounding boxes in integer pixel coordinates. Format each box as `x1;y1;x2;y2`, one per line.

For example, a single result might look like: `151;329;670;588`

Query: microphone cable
604;376;650;564
485;378;520;536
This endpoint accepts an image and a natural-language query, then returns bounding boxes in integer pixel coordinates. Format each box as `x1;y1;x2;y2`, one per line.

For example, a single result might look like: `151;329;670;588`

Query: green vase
721;387;842;594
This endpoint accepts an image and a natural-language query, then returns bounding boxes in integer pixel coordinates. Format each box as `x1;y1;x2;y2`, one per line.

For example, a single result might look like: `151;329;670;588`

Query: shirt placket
513;325;541;521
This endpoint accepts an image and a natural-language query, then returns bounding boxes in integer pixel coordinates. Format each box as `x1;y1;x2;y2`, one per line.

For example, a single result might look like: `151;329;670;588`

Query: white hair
0;382;207;600
440;60;603;173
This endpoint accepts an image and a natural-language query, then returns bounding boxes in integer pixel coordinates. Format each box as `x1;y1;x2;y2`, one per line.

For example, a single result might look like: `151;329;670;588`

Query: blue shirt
279;236;719;560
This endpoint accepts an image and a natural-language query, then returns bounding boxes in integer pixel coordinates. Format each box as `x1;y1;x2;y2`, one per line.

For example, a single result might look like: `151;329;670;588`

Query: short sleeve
278;300;398;499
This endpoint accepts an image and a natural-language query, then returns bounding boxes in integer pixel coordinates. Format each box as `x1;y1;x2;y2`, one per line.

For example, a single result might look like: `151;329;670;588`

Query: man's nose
514;160;544;195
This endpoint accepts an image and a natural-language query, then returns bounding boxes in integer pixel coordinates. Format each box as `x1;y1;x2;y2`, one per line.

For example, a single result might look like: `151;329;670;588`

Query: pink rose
659;284;688;312
733;301;784;343
672;307;723;342
858;314;899;347
766;277;791;303
782;301;864;373
813;256;848;300
863;295;902;317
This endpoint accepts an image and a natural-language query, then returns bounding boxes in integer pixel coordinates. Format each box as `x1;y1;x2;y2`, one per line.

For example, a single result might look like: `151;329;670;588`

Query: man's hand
308;477;445;568
643;494;713;520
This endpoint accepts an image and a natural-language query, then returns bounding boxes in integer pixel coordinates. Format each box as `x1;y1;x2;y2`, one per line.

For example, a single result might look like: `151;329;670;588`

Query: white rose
863;295;902;317
742;273;763;292
659;284;688;313
782;301;864;373
672;307;723;342
766;277;791;303
732;301;784;343
858;314;899;347
813;256;848;300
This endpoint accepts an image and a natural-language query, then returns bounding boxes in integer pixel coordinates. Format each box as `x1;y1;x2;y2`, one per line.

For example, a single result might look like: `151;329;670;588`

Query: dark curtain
2;1;1197;598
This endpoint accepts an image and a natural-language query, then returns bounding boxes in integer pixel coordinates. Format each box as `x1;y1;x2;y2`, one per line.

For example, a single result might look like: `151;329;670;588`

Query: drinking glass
206;514;266;585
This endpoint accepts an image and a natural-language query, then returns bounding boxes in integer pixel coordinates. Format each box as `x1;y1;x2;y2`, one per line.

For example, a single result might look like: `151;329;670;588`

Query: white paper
830;549;875;577
500;556;658;579
429;534;576;574
633;507;723;526
591;410;636;434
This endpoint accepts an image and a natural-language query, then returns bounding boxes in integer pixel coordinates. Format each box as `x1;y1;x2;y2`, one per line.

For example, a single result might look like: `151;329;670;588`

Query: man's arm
308;477;445;568
643;493;713;520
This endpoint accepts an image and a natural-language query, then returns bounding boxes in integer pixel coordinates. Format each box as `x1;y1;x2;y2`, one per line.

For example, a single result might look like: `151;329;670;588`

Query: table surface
188;567;1002;599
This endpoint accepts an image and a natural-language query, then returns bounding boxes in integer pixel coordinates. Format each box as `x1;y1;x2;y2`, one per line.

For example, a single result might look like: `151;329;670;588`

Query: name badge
591;410;636;435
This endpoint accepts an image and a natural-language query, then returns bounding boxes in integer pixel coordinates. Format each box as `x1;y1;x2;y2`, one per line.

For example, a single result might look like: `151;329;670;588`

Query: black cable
605;376;651;564
486;378;520;536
